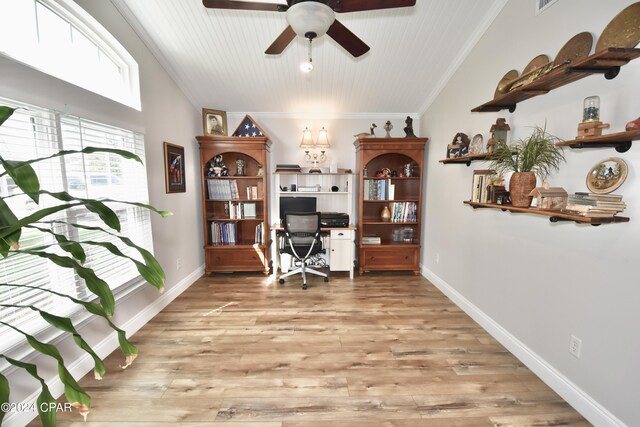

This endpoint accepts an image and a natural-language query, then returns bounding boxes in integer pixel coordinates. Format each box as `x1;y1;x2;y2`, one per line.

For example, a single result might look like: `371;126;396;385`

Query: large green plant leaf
0;197;21;255
0;106;16;126
0;322;92;418
0;157;40;203
27;225;86;263
0;372;8;425
0;356;57;426
19;251;115;315
0;283;138;365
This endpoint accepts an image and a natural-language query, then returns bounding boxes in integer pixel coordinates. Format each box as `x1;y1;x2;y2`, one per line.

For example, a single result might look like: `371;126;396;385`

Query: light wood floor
48;271;589;426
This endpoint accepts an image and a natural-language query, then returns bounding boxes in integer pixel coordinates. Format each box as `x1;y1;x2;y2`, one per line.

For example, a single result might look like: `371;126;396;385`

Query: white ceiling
112;0;508;115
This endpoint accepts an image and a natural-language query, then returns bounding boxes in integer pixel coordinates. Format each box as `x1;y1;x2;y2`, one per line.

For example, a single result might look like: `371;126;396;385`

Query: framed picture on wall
164;142;186;193
202;108;227;136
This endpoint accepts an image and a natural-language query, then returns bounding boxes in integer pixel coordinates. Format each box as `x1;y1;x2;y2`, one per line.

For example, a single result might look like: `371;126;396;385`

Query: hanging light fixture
300;32;315;73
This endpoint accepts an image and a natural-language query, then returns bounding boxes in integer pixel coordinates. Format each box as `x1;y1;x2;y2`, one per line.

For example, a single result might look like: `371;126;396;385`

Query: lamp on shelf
300;127;330;173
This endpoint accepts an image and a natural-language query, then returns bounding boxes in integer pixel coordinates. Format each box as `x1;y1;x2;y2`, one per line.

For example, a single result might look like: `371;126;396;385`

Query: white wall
0;1;204;425
420;0;640;425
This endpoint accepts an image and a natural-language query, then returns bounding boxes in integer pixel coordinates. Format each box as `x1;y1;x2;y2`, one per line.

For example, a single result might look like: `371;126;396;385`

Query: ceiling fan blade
336;0;416;13
265;25;296;55
202;0;287;12
326;20;370;58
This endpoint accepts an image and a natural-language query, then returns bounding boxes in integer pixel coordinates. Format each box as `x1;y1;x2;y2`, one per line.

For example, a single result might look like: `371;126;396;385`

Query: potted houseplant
0;106;170;425
488;125;565;207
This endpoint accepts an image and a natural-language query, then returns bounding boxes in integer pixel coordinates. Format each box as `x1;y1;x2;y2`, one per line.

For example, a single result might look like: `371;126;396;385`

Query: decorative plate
586;157;628;194
494;69;519;98
595;2;640;52
469;134;484;155
554;32;593;67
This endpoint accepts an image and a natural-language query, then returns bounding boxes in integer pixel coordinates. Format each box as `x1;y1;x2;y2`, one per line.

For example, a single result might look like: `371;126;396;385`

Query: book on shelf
255;222;263;245
389;201;417;222
562;192;626;217
211;222;236;245
362;235;381;244
470;169;496;203
275;164;302;173
246;185;260;200
207;179;240;200
227;201;259;219
364;178;393;200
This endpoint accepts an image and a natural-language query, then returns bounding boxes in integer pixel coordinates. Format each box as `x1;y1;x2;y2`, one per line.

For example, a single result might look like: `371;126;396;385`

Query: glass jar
583;96;600;122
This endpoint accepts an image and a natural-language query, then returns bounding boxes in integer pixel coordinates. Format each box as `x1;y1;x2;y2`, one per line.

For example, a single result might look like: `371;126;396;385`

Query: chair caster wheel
302;283;307;289
324;277;329;282
279;278;284;284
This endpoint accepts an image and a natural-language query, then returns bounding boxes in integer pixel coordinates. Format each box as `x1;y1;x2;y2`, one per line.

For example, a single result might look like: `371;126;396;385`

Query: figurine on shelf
370;123;377;136
487;118;510;154
354;123;377;139
208;154;226;176
257;163;264;176
446;132;469;158
404;116;416;137
383;120;393;138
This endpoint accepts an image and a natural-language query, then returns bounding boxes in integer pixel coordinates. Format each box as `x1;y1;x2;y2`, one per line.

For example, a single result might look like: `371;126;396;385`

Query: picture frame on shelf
202;108;228;136
164;142;186;193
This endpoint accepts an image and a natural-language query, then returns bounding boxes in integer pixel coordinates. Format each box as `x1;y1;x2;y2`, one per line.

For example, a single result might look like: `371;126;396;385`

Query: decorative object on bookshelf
470;170;497;203
528;181;568;210
595;1;640;52
583;95;600;122
586;157;628;194
257;163;264;176
235;158;246;176
488;125;565;208
494;69;519;98
446;132;470;158
163;142;186;193
384;120;393;137
380;205;391;222
202;108;227;136
404;116;416;137
232;114;266;137
469;134;484;155
486;118;510;154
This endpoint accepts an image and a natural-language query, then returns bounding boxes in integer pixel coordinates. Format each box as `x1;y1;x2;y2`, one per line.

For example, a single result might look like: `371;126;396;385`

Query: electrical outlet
176;258;182;271
436;253;440;264
569;335;582;358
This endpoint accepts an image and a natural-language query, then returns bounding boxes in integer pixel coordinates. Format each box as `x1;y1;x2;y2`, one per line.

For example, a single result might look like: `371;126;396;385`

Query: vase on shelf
380;205;391;222
509;172;536;208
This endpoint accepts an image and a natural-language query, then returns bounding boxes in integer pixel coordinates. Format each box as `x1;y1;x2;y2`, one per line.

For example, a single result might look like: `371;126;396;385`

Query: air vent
536;0;559;15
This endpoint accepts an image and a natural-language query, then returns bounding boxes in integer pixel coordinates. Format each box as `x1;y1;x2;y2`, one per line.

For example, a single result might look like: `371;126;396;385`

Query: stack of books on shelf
275;164;302;173
225;202;257;219
390;201;417;222
364;179;395;200
561;192;626;218
255;222;264;245
207;179;239;200
211;222;236;245
470;169;497;203
362;235;381;245
246;183;263;200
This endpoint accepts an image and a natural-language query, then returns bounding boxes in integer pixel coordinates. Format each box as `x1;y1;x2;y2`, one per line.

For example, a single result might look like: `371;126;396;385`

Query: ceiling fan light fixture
300;60;314;73
286;1;335;38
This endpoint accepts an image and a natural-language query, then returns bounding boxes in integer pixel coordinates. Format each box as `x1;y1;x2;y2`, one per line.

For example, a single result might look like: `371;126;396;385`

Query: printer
320;212;349;228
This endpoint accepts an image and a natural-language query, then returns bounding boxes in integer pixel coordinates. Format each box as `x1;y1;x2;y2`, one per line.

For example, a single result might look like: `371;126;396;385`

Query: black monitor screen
280;196;317;222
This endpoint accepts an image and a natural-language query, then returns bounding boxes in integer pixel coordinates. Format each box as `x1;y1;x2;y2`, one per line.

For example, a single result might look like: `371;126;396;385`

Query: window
0;97;153;350
0;0;140;110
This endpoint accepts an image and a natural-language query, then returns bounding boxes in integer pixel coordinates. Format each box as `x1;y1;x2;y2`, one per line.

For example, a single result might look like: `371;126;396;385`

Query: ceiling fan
202;0;416;58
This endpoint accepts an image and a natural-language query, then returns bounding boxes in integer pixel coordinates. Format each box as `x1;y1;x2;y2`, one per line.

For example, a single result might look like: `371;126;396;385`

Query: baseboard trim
7;264;205;427
422;267;626;427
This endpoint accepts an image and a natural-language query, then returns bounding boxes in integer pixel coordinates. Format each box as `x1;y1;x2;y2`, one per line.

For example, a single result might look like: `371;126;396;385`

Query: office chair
278;211;329;289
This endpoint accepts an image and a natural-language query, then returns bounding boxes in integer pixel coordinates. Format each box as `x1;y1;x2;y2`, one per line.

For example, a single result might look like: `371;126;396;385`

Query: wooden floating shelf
464;201;629;225
439;153;490;166
556;129;640;153
472;48;640;113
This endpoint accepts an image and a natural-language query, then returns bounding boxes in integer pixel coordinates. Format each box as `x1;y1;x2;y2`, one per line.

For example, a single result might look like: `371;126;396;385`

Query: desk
271;224;356;279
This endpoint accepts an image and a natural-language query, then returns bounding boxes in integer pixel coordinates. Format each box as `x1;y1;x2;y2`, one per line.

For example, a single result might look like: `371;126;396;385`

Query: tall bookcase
197;136;271;275
354;136;428;275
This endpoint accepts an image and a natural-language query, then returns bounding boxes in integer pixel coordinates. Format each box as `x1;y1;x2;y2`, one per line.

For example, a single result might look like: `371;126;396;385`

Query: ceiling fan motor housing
286;2;336;38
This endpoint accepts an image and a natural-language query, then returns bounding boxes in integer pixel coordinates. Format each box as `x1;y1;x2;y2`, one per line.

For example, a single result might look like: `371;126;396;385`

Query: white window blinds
0;98;153;351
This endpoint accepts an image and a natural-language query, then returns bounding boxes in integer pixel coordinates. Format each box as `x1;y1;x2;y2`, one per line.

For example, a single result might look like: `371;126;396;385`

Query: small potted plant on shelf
488;125;565;208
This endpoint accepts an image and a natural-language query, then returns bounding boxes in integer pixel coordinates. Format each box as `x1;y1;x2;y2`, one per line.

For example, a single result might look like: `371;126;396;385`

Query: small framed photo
202;108;227;136
164;142;185;193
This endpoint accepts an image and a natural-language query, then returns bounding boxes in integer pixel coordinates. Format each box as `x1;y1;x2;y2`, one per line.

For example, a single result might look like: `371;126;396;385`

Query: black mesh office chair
278;211;329;289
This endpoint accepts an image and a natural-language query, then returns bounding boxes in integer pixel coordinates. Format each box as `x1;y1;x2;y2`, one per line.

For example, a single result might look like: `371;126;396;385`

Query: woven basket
509;172;536;207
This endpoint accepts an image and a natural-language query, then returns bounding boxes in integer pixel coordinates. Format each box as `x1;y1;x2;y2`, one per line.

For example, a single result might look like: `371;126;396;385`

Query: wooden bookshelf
464;201;629;225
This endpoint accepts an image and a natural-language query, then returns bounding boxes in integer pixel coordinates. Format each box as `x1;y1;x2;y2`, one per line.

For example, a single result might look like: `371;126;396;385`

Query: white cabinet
329;229;355;278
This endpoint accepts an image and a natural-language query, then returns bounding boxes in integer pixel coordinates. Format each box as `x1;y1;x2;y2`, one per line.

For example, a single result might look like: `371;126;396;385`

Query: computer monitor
279;196;317;223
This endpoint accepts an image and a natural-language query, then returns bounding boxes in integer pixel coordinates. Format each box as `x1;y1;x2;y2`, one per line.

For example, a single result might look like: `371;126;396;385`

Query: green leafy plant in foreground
0;106;171;425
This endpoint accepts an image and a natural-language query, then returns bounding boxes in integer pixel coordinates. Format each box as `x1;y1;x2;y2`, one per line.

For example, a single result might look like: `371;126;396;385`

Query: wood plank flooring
46;272;589;426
